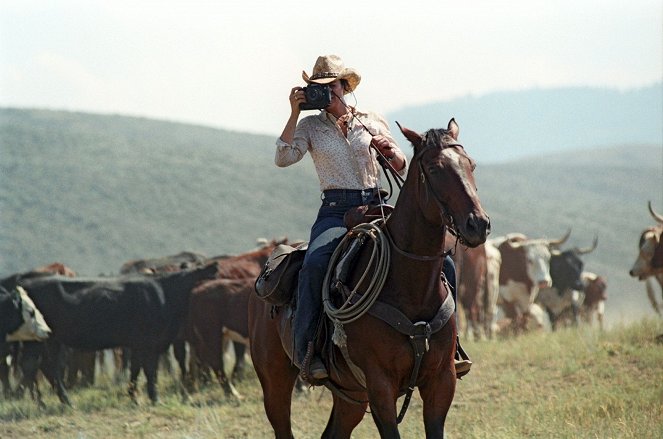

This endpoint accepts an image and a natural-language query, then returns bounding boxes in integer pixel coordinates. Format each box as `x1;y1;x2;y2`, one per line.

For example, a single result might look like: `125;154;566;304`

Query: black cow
536;237;598;330
17;262;218;405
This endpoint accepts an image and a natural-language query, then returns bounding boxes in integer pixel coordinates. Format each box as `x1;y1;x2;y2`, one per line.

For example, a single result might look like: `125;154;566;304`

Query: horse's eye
28;309;35;317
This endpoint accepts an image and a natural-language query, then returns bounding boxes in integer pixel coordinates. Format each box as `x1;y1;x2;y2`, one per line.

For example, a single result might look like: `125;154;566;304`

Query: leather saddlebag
254;242;308;305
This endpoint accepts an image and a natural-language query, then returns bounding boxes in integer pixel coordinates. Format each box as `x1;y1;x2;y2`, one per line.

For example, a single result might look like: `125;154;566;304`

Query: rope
322;221;390;326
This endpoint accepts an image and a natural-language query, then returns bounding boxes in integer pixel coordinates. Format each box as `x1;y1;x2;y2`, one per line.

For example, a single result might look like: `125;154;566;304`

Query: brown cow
184;237;290;396
497;230;570;332
579;272;608;329
186;277;254;398
446;237;488;341
629;201;663;315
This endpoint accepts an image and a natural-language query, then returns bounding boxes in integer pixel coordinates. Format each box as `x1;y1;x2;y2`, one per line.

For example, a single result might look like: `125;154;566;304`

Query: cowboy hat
302;54;361;94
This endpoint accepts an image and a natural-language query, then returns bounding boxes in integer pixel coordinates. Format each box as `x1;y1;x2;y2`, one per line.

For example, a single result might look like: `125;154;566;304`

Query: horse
249;119;490;438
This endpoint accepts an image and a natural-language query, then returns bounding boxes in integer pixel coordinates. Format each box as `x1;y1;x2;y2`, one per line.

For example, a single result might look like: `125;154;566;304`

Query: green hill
1;108;661;326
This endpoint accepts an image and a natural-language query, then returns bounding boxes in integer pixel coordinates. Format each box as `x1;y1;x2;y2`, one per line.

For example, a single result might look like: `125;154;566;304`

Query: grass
1;318;661;438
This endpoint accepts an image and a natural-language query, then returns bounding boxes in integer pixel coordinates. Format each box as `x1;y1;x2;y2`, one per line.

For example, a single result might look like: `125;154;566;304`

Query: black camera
299;84;332;110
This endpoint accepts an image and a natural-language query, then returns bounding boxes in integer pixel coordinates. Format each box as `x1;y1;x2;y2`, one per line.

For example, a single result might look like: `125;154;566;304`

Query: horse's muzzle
462;212;491;247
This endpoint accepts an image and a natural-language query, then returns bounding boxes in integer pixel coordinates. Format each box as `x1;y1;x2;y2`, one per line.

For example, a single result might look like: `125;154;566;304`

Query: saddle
343;203;394;230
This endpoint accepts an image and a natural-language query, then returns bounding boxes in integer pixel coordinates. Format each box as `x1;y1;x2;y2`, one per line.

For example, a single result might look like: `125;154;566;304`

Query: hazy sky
1;0;661;135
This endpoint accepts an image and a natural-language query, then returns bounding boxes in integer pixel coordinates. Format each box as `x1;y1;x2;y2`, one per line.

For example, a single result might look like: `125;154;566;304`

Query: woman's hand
290;87;304;115
372;134;396;159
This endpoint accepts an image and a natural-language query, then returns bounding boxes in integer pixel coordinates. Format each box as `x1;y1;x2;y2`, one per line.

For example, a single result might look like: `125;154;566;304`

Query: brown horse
249;119;490;438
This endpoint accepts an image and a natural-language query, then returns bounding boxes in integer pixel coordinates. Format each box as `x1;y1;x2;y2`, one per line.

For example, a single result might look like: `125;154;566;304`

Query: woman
275;55;468;383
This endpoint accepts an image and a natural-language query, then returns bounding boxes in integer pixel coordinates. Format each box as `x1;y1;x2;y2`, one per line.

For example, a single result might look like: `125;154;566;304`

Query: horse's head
398;119;490;248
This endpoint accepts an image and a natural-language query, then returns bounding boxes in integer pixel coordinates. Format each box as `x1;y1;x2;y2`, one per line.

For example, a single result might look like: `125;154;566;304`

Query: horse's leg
321;394;368;439
362;378;400;438
419;371;456;438
249;300;299;438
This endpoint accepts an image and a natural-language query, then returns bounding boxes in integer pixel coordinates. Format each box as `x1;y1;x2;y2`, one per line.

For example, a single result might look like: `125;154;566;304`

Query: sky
1;0;661;136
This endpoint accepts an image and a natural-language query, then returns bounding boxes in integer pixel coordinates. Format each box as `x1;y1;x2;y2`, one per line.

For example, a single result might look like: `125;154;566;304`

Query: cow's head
1;286;24;337
502;230;570;290
550;235;598;292
4;286;51;342
630;226;663;280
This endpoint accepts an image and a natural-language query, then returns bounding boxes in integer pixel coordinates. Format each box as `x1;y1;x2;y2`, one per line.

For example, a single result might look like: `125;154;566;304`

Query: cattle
446;236;488;341
183;237;291;395
484;240;502;338
120;251;209;275
536;236;598;330
497;230;571;332
1;263;72;400
186;277;254;398
16;262;218;406
629;201;663;315
1;284;51;400
578;272;608;329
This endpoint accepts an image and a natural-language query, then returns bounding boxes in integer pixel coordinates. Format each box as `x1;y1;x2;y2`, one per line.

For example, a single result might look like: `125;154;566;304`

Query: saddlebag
254;242;308;306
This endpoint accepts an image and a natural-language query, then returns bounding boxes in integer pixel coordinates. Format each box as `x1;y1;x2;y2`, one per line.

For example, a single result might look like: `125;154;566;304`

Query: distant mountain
1;108;661;326
387;83;662;163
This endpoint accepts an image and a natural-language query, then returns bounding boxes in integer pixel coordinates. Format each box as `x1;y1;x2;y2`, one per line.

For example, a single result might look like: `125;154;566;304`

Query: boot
455;336;472;379
300;341;328;384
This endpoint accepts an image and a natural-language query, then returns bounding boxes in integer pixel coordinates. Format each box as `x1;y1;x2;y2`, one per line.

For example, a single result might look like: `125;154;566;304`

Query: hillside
387;83;662;163
1;108;661;326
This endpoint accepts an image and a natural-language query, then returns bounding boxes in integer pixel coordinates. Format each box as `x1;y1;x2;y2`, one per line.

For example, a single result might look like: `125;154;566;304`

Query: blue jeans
293;188;380;365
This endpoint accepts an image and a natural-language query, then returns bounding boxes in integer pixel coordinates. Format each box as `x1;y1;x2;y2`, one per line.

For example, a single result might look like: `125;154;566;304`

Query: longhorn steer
536;236;598;330
629;201;663;315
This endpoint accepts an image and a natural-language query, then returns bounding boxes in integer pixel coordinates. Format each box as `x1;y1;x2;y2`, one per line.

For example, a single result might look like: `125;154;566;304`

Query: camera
299;84;332;110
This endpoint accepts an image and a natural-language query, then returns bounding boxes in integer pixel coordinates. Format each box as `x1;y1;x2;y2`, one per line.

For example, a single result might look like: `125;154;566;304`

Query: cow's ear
396;121;422;148
447;118;459;140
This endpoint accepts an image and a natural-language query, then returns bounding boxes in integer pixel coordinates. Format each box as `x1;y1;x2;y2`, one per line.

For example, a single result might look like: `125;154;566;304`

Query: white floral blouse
275;109;407;191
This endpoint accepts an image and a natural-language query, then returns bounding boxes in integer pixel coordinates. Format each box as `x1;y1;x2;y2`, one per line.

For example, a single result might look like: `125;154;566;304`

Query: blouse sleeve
275;119;310;167
369;112;408;176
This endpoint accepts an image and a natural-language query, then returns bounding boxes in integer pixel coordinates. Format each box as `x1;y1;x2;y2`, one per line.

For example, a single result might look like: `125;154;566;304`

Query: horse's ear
395;121;422;147
447;118;459;140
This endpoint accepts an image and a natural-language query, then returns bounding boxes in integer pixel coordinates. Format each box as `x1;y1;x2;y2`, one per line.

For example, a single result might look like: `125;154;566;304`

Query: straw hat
302;55;361;94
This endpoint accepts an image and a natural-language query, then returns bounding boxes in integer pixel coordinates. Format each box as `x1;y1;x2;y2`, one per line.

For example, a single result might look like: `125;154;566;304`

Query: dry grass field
1;318;661;438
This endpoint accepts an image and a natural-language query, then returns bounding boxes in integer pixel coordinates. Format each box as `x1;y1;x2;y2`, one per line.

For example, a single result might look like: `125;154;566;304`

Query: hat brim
302;68;361;94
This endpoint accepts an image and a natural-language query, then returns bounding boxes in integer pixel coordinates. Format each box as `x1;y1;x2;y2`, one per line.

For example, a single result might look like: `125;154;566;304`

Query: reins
333;92;406;202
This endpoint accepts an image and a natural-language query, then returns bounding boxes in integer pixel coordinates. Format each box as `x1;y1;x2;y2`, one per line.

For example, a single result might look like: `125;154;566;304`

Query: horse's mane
422;128;476;169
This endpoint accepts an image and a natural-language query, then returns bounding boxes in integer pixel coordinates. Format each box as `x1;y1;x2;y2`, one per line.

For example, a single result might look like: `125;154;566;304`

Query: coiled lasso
322;220;391;347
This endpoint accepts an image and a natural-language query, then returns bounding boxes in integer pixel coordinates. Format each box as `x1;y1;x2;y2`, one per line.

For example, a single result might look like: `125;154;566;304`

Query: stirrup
455;337;472;379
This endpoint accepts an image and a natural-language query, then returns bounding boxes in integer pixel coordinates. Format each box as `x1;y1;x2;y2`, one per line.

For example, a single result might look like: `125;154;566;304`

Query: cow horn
575;235;598;255
648;201;663;224
548;228;572;248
